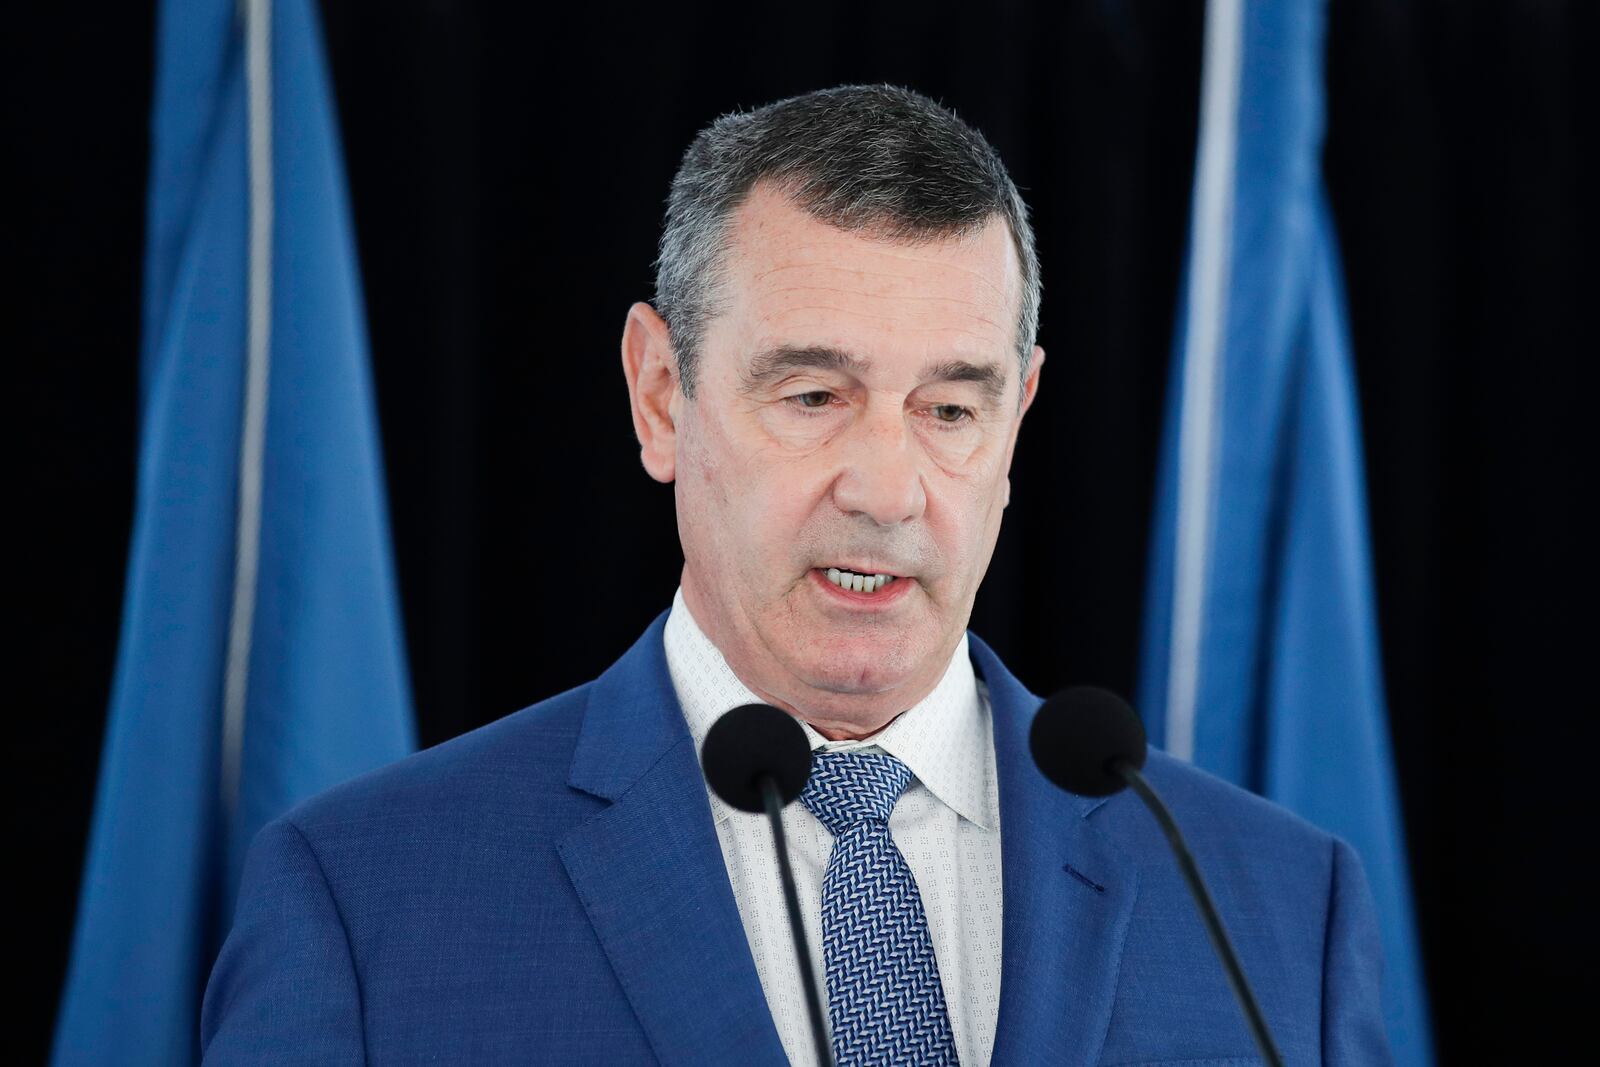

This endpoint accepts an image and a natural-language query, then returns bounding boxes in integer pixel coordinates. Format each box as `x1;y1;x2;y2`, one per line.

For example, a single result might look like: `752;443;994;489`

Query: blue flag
52;1;414;1062
1137;0;1432;1062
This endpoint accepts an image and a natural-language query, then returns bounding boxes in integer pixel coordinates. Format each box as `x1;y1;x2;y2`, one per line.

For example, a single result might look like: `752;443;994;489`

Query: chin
795;642;923;697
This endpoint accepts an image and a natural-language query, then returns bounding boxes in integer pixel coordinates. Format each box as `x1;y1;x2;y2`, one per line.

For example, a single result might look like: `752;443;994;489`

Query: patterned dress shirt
664;586;1003;1067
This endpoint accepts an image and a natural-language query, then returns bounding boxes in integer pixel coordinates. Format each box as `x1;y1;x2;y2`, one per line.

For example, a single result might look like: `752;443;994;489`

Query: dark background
11;0;1590;1061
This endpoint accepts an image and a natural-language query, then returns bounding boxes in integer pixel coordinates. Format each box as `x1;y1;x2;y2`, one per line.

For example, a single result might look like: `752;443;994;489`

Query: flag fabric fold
1137;0;1433;1062
52;1;414;1062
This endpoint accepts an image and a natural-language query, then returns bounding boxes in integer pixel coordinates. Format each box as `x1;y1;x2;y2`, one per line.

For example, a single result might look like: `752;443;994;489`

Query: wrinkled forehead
708;184;1023;378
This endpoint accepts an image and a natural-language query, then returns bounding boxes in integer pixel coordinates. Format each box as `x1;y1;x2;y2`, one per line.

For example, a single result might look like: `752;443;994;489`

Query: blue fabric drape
1138;1;1433;1062
52;2;414;1062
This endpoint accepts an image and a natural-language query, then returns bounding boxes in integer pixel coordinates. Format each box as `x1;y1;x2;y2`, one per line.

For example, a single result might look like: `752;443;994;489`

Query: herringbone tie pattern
801;752;959;1066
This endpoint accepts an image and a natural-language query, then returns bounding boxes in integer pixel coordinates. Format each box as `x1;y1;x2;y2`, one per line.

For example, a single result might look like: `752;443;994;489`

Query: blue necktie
800;751;960;1066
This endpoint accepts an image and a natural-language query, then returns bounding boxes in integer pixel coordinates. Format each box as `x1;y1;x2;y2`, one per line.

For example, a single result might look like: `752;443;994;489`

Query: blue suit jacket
201;613;1390;1064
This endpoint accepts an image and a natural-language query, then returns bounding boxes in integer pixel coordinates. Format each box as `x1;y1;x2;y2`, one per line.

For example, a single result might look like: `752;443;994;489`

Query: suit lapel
971;634;1139;1067
557;613;787;1066
556;617;1136;1064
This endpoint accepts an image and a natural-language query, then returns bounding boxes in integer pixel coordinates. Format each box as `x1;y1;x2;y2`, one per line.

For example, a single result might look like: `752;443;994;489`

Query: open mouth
819;567;899;594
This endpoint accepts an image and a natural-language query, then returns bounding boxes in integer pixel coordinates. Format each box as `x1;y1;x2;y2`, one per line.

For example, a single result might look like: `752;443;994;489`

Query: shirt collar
664;586;996;831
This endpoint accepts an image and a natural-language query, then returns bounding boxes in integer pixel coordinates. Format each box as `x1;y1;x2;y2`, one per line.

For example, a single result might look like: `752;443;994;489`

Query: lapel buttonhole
1063;862;1106;893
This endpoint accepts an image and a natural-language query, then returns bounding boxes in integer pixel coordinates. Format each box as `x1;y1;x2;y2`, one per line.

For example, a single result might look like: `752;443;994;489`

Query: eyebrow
919;358;1008;405
738;345;867;392
738;344;1009;405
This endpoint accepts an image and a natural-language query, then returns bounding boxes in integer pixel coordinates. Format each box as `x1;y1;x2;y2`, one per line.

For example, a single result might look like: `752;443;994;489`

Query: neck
799;708;907;743
732;669;930;742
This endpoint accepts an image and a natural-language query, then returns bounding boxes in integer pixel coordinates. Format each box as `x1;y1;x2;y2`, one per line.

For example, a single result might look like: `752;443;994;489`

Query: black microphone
1029;687;1285;1067
702;704;834;1067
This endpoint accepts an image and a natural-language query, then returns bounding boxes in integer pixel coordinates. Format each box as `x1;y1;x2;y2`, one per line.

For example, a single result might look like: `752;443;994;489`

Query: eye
929;404;973;424
787;390;834;410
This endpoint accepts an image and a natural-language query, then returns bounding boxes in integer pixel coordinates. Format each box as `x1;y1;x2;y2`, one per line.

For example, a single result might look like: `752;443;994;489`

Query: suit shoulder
1128;747;1341;859
276;679;597;838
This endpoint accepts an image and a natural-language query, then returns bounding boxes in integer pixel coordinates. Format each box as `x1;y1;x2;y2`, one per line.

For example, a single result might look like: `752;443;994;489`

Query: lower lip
809;569;915;610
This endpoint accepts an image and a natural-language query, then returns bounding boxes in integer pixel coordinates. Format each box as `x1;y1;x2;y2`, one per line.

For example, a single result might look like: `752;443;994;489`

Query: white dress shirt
664;586;1003;1067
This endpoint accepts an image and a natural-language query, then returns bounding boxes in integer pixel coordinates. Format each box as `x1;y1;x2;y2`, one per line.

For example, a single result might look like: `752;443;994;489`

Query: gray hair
653;84;1041;399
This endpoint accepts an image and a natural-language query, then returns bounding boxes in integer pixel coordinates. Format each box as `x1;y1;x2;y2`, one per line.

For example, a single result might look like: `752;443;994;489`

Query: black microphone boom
1029;687;1286;1067
701;704;834;1067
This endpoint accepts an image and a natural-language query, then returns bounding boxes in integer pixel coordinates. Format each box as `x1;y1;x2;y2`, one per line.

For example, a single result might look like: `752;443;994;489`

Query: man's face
624;182;1042;737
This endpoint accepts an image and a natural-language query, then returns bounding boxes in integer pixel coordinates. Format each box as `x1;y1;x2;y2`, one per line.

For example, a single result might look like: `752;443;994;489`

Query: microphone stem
761;775;835;1067
1114;760;1285;1067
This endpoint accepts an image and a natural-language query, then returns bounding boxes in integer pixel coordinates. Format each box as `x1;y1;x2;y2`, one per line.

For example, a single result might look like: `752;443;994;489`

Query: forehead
709;183;1021;371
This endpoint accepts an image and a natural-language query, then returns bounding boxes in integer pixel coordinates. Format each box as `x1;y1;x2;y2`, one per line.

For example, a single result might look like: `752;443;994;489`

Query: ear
1019;343;1045;417
621;301;680;483
1002;345;1045;509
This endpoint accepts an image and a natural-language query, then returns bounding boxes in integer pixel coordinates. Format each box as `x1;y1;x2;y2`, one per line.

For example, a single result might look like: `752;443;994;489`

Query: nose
831;405;927;527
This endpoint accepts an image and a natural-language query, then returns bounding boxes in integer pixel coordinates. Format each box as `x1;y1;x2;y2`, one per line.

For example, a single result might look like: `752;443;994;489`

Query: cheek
741;465;828;575
684;419;812;578
674;423;737;562
928;465;1008;578
681;409;762;523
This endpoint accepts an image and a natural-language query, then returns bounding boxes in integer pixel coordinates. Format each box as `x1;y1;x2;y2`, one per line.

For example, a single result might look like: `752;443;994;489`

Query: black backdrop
11;1;1590;1061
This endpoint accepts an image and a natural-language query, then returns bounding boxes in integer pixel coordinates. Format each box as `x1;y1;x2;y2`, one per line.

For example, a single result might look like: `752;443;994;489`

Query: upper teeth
825;568;895;593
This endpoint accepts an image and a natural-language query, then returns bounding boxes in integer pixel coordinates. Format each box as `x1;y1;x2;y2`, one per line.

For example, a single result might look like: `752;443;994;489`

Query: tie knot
799;751;914;836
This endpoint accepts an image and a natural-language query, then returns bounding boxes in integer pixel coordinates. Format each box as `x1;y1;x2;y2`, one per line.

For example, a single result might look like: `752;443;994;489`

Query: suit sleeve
200;818;365;1064
1321;836;1392;1065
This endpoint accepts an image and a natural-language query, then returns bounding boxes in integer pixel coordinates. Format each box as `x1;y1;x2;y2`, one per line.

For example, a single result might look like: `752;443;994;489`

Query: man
202;85;1390;1064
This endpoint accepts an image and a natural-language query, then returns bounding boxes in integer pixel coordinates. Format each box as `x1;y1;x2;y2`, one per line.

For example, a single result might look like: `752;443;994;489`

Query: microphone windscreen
701;703;813;813
1029;686;1148;797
